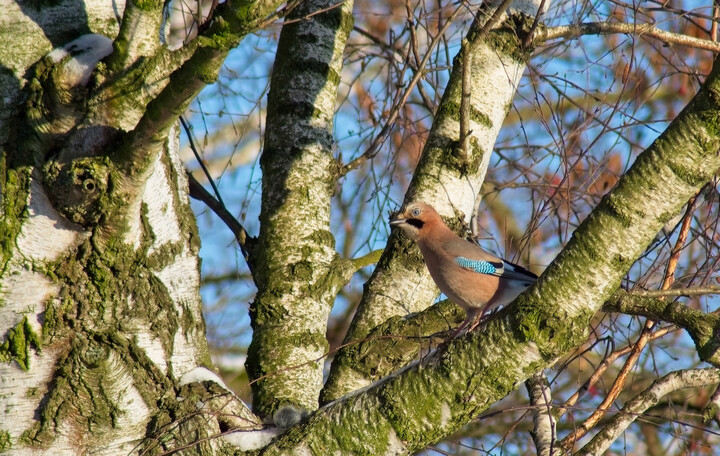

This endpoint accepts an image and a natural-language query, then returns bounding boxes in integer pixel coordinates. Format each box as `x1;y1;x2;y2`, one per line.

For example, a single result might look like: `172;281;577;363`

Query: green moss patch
0;316;42;371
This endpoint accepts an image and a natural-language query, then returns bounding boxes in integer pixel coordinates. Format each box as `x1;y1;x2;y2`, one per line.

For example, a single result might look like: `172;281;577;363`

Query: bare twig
631;286;720;298
577;368;720;456
181;115;256;270
561;193;698;451
340;4;464;176
536;21;720;53
556;325;677;420
278;0;348;26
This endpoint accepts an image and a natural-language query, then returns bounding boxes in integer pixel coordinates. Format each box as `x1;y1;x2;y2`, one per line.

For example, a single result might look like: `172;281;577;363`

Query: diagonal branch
268;48;720;455
576;368;720;456
603;290;720;366
187;173;255;270
560;192;700;450
114;0;288;177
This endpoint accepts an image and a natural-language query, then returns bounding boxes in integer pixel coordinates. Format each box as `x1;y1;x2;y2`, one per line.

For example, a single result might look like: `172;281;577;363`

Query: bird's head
389;202;440;241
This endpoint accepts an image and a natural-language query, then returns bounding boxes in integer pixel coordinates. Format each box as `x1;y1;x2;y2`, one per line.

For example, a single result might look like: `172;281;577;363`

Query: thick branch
324;0;540;402
324;299;463;395
108;0;164;71
115;0;286;175
459;0;513;158
604;290;720;366
246;0;355;418
269;52;720;453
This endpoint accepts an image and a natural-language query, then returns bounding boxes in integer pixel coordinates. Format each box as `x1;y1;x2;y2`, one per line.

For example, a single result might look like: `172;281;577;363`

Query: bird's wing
444;239;537;282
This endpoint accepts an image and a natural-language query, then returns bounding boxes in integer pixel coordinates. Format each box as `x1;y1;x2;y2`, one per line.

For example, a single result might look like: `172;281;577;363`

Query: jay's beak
389;215;405;227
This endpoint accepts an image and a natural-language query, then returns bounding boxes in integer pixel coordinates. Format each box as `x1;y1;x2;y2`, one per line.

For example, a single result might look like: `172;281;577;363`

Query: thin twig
279;0;348;26
560;194;699;451
556;325;677;420
632;286;720;298
339;4;464;176
536;21;720;53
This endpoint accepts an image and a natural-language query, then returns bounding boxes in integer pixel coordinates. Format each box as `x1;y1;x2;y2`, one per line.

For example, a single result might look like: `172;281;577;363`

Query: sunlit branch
536;22;720;53
603;290;720;366
459;0;513;159
525;373;556;456
117;0;287;175
631;286;720;298
560;191;700;449
576;368;720;456
350;249;384;270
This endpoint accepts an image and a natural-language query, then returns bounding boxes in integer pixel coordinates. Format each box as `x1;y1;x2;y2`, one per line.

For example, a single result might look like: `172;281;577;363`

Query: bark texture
262;53;720;454
246;0;356;419
322;0;544;402
0;0;283;453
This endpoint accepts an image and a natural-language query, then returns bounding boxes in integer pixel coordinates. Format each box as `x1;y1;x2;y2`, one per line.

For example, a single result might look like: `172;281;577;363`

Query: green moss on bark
0;316;42;370
0;430;10;452
0;166;30;275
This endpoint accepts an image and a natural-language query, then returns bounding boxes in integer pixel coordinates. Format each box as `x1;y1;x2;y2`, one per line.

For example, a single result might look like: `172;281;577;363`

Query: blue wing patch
455;257;497;275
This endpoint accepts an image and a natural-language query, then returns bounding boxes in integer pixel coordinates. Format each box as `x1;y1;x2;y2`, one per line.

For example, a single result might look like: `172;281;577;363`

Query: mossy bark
262;51;720;456
322;2;539;403
0;0;280;452
246;0;355;418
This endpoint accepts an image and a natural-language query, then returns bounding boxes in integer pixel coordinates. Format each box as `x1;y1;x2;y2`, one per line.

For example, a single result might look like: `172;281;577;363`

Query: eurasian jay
390;202;537;331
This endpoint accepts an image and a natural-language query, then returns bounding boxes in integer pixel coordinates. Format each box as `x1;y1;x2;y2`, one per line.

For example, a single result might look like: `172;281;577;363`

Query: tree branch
266;48;720;453
187;172;255;270
603;290;720;366
526;373;556;456
536;22;720;53
576;368;720;456
561;191;699;449
459;0;513;159
115;0;287;176
247;0;355;417
325;0;539;402
631;286;720;298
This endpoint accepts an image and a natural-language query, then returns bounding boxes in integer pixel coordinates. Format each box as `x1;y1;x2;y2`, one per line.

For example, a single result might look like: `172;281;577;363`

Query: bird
389;201;537;332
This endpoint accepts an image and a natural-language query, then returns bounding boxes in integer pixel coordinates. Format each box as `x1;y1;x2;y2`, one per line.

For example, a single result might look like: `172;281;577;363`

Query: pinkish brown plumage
390;202;537;331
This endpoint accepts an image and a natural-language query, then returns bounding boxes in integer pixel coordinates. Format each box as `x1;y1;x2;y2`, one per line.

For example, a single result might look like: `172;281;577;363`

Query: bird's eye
411;208;421;217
